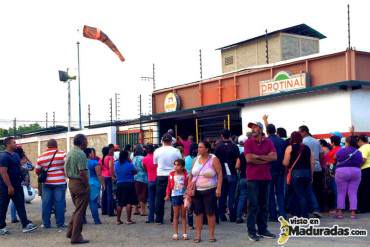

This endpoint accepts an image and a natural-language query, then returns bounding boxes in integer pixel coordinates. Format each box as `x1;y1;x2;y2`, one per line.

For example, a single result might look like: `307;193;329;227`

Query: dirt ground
1;196;369;247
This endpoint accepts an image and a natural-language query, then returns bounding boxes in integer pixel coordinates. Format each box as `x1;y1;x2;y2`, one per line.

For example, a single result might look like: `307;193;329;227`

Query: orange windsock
83;25;125;62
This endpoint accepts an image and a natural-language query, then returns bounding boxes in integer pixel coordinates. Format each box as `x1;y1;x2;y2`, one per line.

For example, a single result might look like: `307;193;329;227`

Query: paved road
1;196;369;247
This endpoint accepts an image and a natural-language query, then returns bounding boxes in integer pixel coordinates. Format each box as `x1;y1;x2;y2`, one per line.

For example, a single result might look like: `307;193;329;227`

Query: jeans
9;201;17;221
307;182;320;213
89;184;101;224
0;185;30;229
289;169;311;218
335;167;361;210
269;173;286;220
155;176;168;223
102;177;114;215
187;209;194;227
42;184;66;227
358;168;370;213
312;171;324;211
246;180;269;235
236;178;248;219
219;175;237;221
147;181;156;222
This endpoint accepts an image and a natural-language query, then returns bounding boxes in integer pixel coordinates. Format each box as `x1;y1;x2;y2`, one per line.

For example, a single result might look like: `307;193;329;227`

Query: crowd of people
0;115;369;244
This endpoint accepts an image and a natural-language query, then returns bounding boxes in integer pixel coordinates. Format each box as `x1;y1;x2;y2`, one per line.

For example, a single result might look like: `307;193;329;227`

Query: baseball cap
330;131;343;138
238;135;248;144
248;121;264;130
162;133;173;143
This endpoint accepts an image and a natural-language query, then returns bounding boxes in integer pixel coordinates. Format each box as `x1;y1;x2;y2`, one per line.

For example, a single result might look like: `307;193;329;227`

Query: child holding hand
165;159;188;240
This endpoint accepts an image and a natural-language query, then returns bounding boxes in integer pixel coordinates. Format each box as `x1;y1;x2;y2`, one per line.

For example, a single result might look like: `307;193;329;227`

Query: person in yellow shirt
358;135;370;213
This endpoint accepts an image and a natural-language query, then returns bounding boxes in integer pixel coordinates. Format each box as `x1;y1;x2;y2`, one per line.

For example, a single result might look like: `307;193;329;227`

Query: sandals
194;238;201;243
335;214;344;219
116;220;123;225
209;238;217;242
126;220;136;225
182;234;189;240
172;234;179;240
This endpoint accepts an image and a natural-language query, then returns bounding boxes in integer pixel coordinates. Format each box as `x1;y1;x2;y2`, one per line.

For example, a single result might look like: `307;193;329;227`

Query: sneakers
219;215;228;222
312;211;322;218
236;218;244;224
257;230;276;239
22;223;38;233
0;228;9;235
248;233;260;242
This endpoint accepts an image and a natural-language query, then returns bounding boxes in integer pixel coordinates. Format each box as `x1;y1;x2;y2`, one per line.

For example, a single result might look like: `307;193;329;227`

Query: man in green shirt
65;134;89;245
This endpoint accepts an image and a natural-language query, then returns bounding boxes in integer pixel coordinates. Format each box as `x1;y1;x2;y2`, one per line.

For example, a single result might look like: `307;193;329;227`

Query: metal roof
216;24;326;51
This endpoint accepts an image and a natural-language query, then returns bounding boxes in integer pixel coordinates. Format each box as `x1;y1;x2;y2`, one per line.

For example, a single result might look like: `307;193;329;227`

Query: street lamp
59;69;76;132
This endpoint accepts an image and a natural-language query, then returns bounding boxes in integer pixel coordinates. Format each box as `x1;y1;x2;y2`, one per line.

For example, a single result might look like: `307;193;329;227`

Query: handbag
186;155;212;197
286;145;303;185
38;150;58;183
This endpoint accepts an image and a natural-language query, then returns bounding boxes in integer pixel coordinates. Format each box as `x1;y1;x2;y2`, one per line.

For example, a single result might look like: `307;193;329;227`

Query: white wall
18;126;117;153
241;90;352;136
350;88;370;132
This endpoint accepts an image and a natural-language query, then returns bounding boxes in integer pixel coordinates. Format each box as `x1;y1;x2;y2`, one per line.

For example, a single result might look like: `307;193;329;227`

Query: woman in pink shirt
143;144;157;223
100;146;115;216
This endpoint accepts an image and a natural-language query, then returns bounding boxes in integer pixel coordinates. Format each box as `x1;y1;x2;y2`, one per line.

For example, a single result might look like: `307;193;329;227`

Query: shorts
116;182;138;207
171;195;184;206
192;188;217;215
135;181;148;203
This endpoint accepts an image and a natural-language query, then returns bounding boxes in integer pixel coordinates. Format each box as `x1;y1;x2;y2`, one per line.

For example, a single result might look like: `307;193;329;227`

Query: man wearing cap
244;122;277;242
153;133;182;224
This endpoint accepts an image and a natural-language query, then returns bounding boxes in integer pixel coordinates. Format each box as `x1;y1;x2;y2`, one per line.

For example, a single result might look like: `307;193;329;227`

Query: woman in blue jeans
85;148;105;224
235;151;247;223
283;131;314;218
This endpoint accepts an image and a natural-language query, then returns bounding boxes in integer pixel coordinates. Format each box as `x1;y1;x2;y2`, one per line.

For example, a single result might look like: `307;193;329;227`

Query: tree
0;123;42;137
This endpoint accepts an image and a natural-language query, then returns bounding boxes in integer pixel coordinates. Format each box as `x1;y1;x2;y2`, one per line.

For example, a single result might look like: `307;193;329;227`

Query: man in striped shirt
36;139;67;228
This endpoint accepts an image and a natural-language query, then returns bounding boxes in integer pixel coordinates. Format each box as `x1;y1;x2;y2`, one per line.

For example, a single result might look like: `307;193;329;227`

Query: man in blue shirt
266;124;287;221
0;137;38;235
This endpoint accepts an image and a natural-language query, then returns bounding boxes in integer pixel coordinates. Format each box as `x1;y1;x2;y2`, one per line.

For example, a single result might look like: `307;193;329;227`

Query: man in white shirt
153;134;182;224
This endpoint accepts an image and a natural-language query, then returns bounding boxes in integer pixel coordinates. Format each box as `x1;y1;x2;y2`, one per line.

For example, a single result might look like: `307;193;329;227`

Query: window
224;56;234;65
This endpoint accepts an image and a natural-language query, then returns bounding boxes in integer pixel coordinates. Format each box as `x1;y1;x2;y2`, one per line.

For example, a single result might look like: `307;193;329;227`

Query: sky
0;0;369;129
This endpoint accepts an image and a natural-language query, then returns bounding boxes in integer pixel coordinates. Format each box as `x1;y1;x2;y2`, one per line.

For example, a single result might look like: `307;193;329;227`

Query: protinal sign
164;92;181;112
260;71;309;96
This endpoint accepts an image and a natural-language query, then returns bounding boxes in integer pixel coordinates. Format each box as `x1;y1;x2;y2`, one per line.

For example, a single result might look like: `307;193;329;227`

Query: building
152;48;370;141
217;24;326;73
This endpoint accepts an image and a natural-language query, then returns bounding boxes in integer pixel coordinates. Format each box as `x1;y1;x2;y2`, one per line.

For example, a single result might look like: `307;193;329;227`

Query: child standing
165;159;188;240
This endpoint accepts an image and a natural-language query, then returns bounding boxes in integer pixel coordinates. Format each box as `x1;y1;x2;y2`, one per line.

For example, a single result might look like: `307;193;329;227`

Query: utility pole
347;4;351;50
115;93;121;120
109;98;113;123
88;104;91;127
45;112;48;128
52;112;55;127
265;29;269;64
13;118;16;137
138;94;142;130
199;49;203;79
67;79;71;132
152;63;156;91
77;41;82;129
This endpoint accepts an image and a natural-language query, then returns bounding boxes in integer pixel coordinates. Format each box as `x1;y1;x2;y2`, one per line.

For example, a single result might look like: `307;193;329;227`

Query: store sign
260;71;309;96
164;92;181;112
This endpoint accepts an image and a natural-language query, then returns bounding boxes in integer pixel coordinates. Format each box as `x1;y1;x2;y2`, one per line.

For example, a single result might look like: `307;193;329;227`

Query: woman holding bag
188;141;222;243
283;131;314;218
